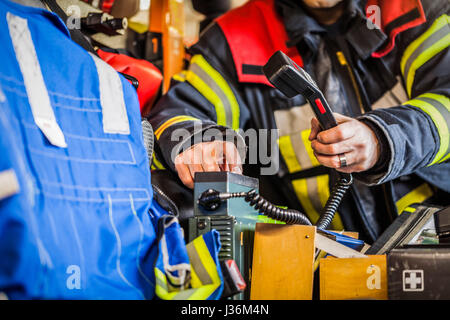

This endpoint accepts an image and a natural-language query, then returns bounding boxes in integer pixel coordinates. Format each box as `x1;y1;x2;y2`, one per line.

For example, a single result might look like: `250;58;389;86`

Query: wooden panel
320;255;388;300
250;223;316;300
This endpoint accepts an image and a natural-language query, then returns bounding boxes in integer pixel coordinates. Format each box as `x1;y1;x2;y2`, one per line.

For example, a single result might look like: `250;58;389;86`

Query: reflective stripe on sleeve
401;14;450;98
186;55;240;130
404;93;450;165
154;115;201;140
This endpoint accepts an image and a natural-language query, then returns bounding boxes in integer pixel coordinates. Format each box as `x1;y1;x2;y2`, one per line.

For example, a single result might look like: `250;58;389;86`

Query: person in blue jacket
0;0;223;300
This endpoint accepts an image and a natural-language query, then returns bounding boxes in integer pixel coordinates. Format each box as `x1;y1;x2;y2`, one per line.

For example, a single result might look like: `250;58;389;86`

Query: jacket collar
275;0;387;60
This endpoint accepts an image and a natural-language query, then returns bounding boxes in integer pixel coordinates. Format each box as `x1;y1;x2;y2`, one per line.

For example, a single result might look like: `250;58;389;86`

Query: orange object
320;255;388;300
250;223;316;300
149;0;185;92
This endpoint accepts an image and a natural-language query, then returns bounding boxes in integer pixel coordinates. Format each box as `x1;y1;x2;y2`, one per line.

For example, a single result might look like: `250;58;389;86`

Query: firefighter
148;0;450;242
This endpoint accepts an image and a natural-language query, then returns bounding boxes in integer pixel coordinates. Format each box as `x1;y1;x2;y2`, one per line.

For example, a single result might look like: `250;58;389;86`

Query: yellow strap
396;183;434;215
151;152;165;170
154;115;200;140
401;14;450;97
172;70;187;82
405;93;450;165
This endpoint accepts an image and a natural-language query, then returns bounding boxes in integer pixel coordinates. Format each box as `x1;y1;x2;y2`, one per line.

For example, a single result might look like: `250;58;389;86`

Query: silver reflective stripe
0;84;5;103
189;63;234;129
89;53;130;135
274;104;315;137
415;95;450;158
403;24;449;92
0;169;20;201
7;13;67;148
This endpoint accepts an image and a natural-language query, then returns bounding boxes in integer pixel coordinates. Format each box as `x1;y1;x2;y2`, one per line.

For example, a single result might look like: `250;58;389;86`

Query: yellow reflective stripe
279;132;344;230
189;265;203;289
185;69;227;126
301;129;320;167
191;236;221;286
396;183;434;215
154;235;222;300
172;70;187;82
185;237;221;300
405;93;450;165
152;153;165;170
190;55;240;130
292;178;321;223
278;135;302;173
154;268;197;300
154;115;200;140
301;131;343;230
401;14;450;97
403;206;417;213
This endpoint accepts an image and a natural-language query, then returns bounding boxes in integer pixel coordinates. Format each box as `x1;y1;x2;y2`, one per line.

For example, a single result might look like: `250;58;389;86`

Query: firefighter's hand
174;141;243;189
309;113;380;173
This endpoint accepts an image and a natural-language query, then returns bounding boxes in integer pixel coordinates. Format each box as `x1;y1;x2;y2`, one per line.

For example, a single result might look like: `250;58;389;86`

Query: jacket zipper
336;51;365;115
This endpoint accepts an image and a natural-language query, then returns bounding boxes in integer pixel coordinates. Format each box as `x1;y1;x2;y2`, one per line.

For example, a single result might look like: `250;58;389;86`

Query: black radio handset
262;50;353;229
197;51;354;230
263;50;338;130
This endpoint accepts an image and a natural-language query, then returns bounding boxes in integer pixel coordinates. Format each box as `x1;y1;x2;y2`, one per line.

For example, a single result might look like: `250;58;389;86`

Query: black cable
315;174;353;229
198;173;353;230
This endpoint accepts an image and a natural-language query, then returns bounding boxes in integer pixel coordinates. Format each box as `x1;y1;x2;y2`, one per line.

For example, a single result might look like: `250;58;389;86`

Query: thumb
333;112;353;124
309;117;321;141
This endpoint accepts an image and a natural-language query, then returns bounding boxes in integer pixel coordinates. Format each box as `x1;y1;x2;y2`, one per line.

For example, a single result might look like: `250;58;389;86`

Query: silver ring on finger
338;153;347;168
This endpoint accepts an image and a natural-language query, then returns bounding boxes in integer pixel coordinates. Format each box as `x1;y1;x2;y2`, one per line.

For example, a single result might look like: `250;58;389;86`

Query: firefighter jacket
148;0;450;242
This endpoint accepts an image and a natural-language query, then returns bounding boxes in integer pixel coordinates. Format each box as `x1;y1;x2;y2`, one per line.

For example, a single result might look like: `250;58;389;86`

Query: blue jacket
0;0;223;300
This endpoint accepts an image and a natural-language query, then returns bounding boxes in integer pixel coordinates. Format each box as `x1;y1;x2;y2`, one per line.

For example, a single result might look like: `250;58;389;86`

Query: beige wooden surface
320;255;387;300
250;223;316;300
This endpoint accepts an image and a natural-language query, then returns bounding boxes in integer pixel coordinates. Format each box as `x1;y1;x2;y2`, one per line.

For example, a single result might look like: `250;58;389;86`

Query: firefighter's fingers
310;138;354;156
313;121;381;173
313;151;356;169
223;141;243;174
201;142;222;172
316;114;356;144
175;152;195;189
309;117;321;141
174;144;206;189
